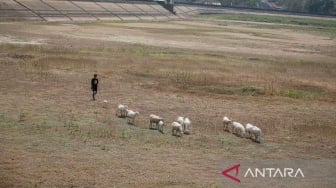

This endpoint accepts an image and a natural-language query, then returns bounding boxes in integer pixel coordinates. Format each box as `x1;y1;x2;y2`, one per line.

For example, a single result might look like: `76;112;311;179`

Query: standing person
91;74;99;100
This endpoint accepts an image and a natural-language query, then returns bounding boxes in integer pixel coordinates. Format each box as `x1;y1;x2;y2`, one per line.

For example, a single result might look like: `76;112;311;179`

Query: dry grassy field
0;15;336;187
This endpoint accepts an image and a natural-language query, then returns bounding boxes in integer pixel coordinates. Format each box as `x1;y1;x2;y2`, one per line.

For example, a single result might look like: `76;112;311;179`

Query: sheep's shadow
116;115;127;119
127;122;136;126
149;127;165;134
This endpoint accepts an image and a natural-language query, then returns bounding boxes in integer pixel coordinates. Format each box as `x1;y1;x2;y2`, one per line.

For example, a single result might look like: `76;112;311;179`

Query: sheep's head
223;116;231;123
159;120;164;126
177;117;184;124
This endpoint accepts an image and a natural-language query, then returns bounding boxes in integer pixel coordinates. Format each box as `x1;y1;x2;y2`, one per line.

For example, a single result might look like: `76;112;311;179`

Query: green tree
217;0;335;14
219;0;261;7
248;0;260;7
305;0;335;13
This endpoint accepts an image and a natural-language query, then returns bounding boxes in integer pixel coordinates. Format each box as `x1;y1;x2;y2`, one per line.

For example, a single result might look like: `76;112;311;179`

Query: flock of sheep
223;116;262;143
114;103;262;143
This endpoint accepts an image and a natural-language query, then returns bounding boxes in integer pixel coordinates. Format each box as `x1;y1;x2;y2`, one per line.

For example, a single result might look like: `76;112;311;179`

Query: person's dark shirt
91;78;98;91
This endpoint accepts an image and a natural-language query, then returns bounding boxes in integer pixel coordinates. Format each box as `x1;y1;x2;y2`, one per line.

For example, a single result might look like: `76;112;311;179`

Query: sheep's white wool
245;123;254;138
103;100;108;108
158;120;165;133
244;123;262;143
223;116;232;132
223;116;231;123
172;121;183;136
116;104;128;117
126;109;139;125
232;122;245;137
150;114;161;120
149;114;165;132
127;110;138;117
251;126;261;143
183;117;191;133
177;116;184;125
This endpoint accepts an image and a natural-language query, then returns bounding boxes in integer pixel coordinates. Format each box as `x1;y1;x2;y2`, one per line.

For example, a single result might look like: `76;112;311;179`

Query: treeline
271;0;335;14
216;0;336;15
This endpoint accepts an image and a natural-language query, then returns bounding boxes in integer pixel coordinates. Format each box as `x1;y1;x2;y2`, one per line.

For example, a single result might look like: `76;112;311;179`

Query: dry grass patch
0;19;335;187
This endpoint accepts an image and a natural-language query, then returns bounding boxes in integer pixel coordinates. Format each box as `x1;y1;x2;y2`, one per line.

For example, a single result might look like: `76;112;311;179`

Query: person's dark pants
92;88;97;100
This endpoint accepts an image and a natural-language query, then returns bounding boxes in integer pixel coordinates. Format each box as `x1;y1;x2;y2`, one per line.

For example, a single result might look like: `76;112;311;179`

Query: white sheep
103;100;108;108
126;109;139;125
222;116;232;132
245;123;254;138
232;122;245;137
171;121;183;137
251;126;262;143
177;116;184;125
177;116;185;132
183;117;191;134
116;104;128;117
157;120;165;133
149;114;165;131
